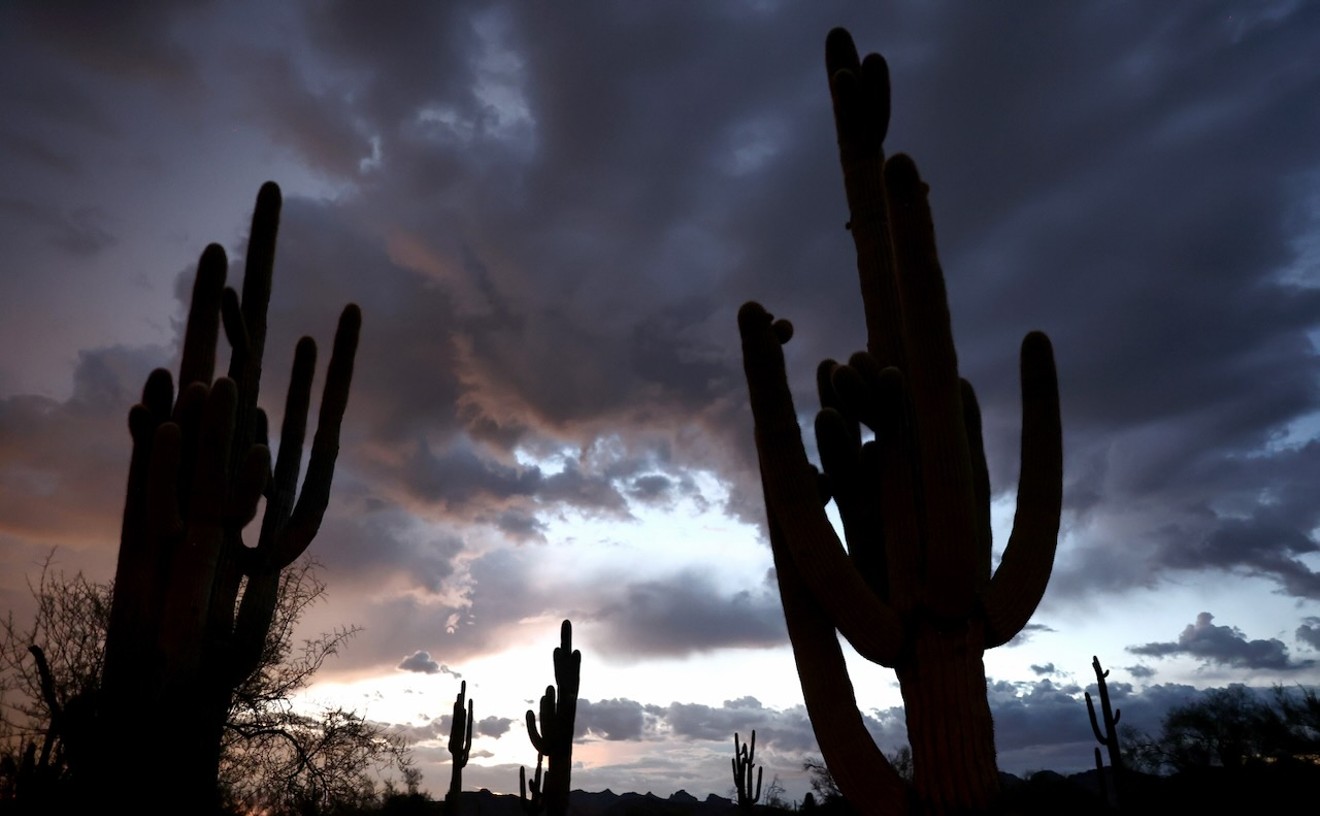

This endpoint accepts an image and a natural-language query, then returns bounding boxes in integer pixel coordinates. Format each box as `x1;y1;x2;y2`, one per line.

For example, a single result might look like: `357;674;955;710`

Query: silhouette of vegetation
0;182;364;813
738;27;1061;815
1084;656;1123;808
731;731;762;813
445;681;473;816
1123;684;1320;773
0;557;410;814
519;751;545;816
525;620;579;816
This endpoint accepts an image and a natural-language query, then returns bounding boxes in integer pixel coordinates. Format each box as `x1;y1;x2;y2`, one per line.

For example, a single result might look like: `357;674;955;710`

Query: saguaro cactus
738;29;1062;815
92;182;361;814
732;730;763;813
446;680;474;816
526;620;580;816
519;753;544;816
1086;656;1123;808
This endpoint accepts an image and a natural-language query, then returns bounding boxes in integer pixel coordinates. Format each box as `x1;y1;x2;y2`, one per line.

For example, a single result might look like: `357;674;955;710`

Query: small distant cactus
519;753;544;816
526;620;580;816
1086;656;1123;808
732;730;763;813
445;680;474;816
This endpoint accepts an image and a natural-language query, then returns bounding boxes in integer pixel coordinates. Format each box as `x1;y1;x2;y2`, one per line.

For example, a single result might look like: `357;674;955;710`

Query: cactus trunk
896;622;999;809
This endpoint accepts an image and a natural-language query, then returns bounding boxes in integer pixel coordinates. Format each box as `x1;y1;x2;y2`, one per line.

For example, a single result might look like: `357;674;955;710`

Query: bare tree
0;554;410;814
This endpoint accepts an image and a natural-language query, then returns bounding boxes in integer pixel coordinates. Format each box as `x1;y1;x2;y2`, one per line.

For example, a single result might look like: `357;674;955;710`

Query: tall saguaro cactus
93;182;361;814
446;680;474;816
738;29;1062;815
1086;656;1124;809
526;620;580;816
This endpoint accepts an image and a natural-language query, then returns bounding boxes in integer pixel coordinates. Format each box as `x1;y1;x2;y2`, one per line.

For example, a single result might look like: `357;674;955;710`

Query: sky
3;0;1320;804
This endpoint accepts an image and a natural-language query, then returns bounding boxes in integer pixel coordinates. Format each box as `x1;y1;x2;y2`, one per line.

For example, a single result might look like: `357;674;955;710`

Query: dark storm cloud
1128;612;1315;671
6;1;203;91
3;0;1320;623
664;697;825;754
424;711;514;743
0;198;117;256
576;698;664;742
0;345;162;546
1126;664;1157;680
1297;617;1320;650
588;574;786;659
1029;663;1056;677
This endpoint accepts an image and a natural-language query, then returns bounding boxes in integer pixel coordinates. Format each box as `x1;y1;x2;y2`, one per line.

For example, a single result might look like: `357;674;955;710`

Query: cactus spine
526;620;580;816
732;730;763;813
1086;656;1123;809
92;182;361;814
446;680;474;816
738;28;1062;815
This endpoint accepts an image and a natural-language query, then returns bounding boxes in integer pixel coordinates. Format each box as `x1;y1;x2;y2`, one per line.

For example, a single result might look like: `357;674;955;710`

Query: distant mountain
455;787;736;816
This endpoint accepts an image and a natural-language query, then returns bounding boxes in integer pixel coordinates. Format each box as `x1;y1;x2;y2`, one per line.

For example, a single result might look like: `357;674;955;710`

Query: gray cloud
1296;617;1320;650
476;715;514;739
1128;612;1316;671
398;651;446;675
1005;623;1056;648
588;574;786;660
577;698;663;742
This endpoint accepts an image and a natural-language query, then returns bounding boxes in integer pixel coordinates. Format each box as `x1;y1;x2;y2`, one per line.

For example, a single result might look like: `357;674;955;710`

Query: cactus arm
770;513;909;815
1085;692;1106;744
739;302;905;666
258;337;316;552
227;182;279;443
826;30;902;370
178;244;227;391
278;305;361;566
526;688;553;755
961;379;993;578
982;332;1062;648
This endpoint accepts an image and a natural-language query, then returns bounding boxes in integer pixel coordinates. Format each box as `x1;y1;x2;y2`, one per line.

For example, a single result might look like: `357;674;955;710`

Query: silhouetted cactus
519;753;544;816
446;680;474;816
732;730;762;813
738;28;1062;815
1086;656;1123;809
89;182;361;814
526;620;580;816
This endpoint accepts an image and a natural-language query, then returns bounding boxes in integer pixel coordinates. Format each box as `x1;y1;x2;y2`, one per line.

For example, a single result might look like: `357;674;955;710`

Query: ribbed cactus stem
739;27;1062;816
525;620;579;816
